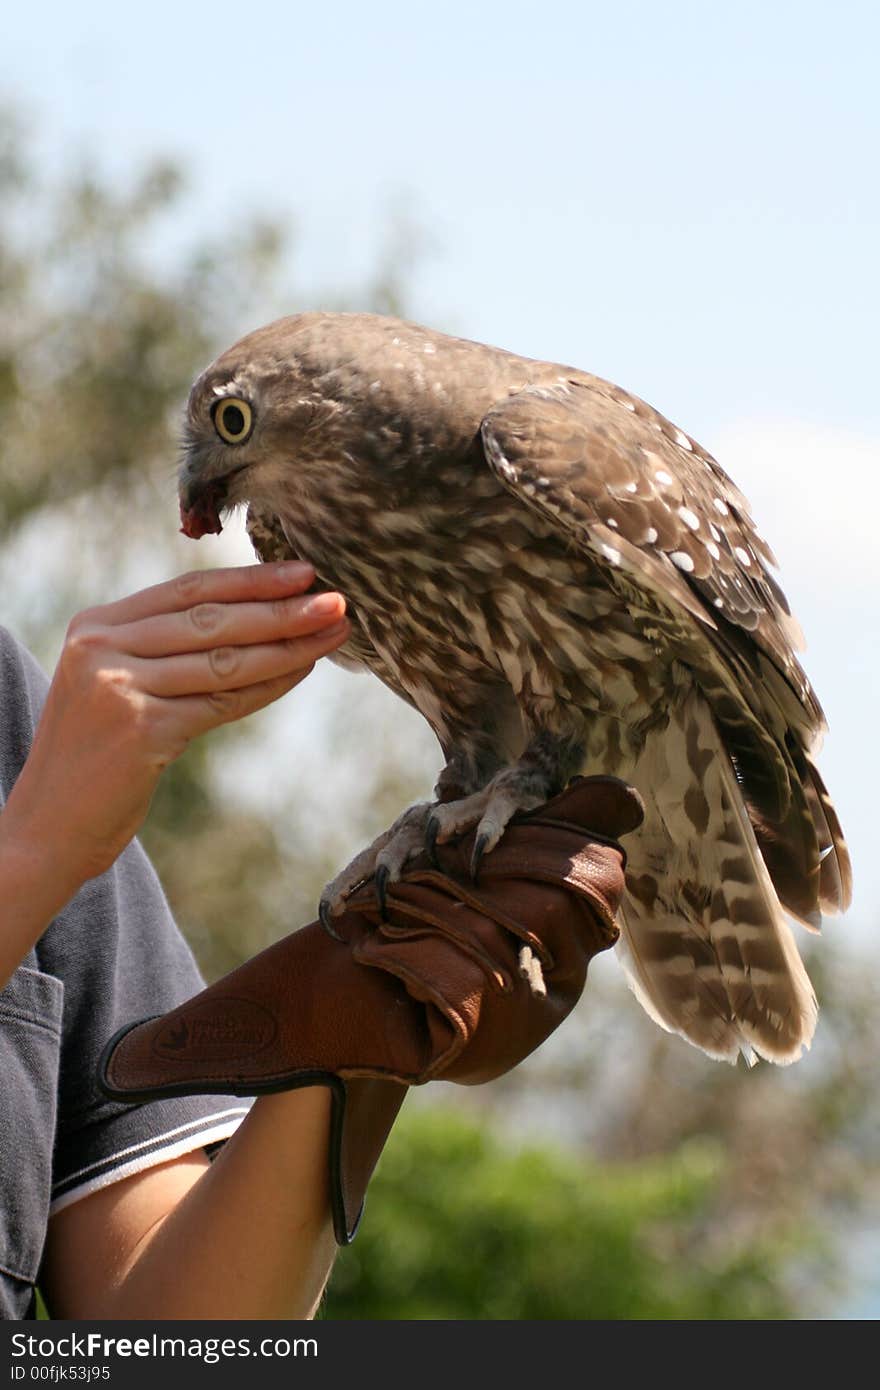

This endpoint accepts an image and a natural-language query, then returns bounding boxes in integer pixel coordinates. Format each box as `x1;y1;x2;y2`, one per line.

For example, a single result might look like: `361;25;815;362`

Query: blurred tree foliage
2;107;877;1319
0;104;427;973
324;1107;800;1320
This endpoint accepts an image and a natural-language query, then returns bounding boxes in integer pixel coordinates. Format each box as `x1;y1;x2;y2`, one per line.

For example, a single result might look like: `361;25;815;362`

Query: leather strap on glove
100;776;642;1242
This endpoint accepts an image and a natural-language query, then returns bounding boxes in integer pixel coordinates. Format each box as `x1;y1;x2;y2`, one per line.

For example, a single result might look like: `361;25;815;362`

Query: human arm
38;772;637;1319
38;770;638;1320
41;1088;337;1320
0;562;349;1317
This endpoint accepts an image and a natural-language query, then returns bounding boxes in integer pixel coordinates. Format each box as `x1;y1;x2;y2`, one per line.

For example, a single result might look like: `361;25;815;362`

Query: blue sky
4;0;879;923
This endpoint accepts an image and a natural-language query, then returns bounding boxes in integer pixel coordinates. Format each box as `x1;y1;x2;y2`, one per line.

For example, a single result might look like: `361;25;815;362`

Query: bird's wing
481;381;851;918
482;380;810;701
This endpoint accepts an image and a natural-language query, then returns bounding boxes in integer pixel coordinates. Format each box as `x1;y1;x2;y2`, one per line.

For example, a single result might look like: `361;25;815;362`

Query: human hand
0;562;348;896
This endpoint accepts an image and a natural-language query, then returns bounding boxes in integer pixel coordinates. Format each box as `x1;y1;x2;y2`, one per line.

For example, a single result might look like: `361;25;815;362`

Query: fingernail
305;592;344;616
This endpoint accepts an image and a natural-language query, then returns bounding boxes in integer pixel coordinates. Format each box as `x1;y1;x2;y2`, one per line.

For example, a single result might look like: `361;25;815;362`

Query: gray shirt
0;626;250;1319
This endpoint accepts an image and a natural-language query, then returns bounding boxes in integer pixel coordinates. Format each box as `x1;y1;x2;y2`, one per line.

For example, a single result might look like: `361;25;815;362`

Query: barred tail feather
614;692;818;1065
747;735;852;930
801;751;852;914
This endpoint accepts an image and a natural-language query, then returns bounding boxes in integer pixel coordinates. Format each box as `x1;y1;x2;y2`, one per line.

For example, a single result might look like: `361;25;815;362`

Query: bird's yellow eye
212;397;253;445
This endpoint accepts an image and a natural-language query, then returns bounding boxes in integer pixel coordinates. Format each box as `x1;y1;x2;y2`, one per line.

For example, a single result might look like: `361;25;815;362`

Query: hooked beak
178;460;250;539
179;479;227;538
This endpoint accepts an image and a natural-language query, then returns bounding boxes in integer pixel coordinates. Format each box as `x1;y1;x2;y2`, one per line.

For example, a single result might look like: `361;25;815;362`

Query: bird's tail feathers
797;749;852;915
748;738;852;930
615;693;818;1066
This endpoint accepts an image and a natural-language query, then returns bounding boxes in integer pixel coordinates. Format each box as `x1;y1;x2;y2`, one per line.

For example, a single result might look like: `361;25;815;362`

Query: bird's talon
375;864;391;921
319;898;345;942
470;833;490;882
425;817;441;868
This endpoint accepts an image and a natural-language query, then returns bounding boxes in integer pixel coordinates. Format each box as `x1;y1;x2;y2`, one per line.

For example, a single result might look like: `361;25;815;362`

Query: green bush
322;1105;798;1320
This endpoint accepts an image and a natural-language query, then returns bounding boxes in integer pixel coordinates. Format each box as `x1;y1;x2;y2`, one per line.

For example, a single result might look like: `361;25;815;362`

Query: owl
179;313;851;1065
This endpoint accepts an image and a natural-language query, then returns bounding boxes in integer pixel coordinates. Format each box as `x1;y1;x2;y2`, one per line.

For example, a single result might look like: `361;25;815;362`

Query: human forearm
110;1089;337;1319
50;1089;337;1321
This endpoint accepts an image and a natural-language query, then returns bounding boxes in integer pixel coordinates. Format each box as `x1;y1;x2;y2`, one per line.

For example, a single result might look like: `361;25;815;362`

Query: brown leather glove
100;775;642;1242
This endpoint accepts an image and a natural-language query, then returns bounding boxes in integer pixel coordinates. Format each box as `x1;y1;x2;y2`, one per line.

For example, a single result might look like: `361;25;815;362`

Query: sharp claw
319;898;345;942
425;816;441;868
375;864;390;921
470;833;489;882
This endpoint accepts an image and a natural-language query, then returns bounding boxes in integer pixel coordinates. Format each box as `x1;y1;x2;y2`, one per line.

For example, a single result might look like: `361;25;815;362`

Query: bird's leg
426;730;585;878
317;744;503;934
319;800;435;932
317;733;582;935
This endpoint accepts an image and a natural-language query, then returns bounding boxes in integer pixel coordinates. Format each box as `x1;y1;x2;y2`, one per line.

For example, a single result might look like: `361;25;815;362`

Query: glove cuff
334;1078;408;1242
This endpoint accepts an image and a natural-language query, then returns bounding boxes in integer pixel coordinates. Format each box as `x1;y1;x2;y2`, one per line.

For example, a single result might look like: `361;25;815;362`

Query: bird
178;311;851;1066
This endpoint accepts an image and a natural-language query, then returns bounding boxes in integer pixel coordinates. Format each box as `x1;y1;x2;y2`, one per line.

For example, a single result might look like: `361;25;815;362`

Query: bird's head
179;310;503;540
178;313;351;539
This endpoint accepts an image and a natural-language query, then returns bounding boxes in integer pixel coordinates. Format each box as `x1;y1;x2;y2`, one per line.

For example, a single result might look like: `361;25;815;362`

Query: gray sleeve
40;838;251;1211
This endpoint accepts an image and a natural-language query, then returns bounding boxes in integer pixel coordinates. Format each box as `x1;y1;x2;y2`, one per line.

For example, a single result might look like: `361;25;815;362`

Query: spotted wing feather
482;381;814;706
480;383;851;923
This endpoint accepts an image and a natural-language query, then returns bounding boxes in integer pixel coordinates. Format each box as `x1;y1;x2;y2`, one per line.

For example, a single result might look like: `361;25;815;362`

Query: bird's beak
178;456;251;539
179;476;226;539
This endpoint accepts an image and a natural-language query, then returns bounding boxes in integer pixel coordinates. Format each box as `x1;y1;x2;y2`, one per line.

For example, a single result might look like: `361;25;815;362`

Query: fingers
18;565;348;891
89;561;317;628
134;617;351;696
165;659;326;738
115;588;346;660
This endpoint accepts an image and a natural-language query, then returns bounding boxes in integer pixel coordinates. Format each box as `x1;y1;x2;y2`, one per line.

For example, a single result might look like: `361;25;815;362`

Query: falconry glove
100;775;642;1243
